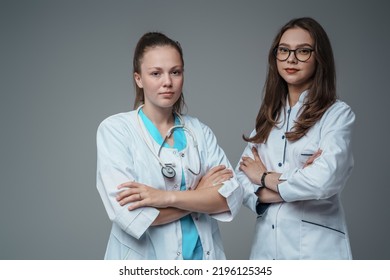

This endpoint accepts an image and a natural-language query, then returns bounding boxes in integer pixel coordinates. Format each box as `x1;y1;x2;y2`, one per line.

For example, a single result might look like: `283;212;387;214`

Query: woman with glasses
236;17;355;259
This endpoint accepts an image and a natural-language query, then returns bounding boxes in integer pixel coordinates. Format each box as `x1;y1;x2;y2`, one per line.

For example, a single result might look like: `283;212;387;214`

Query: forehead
141;45;182;67
279;27;313;46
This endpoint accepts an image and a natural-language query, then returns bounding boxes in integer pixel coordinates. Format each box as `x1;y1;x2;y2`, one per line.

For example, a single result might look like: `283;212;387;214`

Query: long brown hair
132;32;186;114
245;17;336;143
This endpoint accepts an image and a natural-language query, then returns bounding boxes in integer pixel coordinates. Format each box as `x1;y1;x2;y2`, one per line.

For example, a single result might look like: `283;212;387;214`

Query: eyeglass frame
274;46;315;62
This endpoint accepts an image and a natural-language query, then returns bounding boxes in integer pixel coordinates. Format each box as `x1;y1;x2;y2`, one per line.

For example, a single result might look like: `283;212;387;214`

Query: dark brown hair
132;32;185;113
245;17;336;143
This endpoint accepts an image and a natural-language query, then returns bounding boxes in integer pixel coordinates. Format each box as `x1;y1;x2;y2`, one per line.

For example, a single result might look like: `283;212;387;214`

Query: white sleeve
200;123;243;221
96;117;159;239
278;102;355;202
234;130;260;214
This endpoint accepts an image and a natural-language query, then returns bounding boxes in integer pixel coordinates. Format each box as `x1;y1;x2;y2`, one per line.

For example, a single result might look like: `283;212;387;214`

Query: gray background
1;0;389;259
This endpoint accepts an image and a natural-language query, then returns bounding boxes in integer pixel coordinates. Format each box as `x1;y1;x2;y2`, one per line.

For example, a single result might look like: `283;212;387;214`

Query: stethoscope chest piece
137;105;201;180
161;164;176;179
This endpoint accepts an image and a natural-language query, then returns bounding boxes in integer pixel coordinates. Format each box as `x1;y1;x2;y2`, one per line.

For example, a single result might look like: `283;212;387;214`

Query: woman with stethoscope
96;32;243;260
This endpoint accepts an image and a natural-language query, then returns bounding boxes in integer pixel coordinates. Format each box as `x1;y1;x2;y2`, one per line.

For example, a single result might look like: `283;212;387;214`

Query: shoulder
181;114;217;139
97;110;137;135
325;100;355;118
182;114;205;130
99;111;136;127
330;99;353;112
321;99;355;127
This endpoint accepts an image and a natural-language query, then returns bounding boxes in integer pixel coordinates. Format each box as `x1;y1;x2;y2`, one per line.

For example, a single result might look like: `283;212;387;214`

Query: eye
297;48;312;55
278;47;289;54
150;71;160;77
171;69;183;76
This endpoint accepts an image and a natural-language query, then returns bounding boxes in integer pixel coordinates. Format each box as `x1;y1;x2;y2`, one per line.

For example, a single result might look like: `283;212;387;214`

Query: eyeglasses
274;46;314;62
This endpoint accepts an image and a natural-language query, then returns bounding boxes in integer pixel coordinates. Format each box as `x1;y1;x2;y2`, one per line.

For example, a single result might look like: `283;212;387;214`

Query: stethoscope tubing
136;105;201;178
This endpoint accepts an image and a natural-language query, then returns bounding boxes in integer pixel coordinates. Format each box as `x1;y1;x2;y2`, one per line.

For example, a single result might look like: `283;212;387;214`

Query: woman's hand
116;165;233;213
196;165;233;190
116;181;174;211
263;149;322;192
303;149;322;168
239;146;267;185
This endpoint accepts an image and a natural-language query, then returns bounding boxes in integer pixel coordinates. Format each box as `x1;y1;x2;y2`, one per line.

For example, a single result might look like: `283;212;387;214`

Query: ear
134;72;143;88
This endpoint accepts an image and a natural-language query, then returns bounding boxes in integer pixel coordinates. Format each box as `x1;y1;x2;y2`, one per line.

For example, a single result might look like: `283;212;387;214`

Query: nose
163;73;172;87
287;50;298;64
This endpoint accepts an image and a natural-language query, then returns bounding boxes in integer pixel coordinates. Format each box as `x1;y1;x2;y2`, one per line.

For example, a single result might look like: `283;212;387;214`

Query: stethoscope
136;105;201;179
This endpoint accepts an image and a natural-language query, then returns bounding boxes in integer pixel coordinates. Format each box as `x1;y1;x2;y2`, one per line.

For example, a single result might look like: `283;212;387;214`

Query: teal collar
138;108;186;150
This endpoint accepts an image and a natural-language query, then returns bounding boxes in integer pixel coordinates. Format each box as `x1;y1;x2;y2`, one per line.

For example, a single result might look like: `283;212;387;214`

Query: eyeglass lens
275;47;313;62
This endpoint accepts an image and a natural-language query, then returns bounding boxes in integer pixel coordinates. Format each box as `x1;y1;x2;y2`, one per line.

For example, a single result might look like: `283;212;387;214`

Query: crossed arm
239;147;321;203
115;165;233;225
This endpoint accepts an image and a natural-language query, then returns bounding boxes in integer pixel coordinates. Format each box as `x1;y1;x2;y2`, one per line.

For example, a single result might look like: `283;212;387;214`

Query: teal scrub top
139;109;203;260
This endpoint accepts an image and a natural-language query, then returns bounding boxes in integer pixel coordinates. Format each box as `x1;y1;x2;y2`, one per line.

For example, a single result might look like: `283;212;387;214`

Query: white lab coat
96;110;243;260
236;91;355;259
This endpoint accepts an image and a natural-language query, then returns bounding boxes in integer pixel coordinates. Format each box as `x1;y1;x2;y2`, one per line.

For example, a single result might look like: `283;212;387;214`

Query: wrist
167;190;178;207
261;171;270;187
266;172;282;192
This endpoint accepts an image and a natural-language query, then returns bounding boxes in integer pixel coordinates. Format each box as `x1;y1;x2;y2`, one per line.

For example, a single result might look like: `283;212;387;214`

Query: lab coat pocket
296;142;319;168
300;220;350;259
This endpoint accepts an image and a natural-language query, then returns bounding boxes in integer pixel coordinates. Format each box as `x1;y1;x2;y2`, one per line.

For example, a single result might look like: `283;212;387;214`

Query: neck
287;79;312;107
287;85;310;107
288;91;301;107
142;104;175;128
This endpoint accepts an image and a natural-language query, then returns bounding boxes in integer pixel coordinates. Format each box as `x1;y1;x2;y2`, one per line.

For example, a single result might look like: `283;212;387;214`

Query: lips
285;68;298;74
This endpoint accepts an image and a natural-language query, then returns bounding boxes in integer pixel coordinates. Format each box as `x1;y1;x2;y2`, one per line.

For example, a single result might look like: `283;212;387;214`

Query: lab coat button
272;225;275;229
177;252;181;256
282;135;285;139
206;251;210;255
180;152;185;157
278;162;282;167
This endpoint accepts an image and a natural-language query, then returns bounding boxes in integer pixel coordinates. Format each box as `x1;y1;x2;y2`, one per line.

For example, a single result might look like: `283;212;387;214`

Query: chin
159;100;179;108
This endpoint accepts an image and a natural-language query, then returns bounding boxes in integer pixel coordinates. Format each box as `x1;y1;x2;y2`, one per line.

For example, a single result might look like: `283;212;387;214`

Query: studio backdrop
0;0;389;259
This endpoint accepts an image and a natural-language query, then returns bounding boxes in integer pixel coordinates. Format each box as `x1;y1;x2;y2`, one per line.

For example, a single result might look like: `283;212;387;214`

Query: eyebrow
278;43;314;48
146;65;183;70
